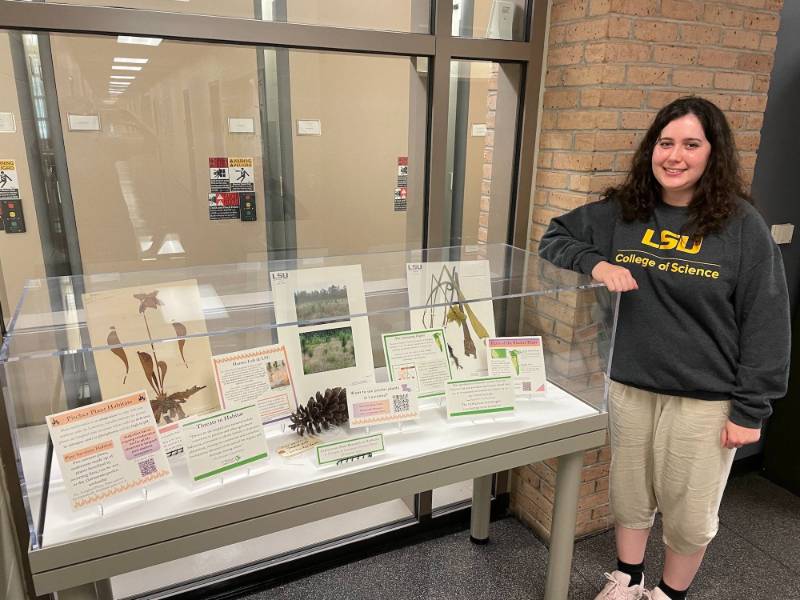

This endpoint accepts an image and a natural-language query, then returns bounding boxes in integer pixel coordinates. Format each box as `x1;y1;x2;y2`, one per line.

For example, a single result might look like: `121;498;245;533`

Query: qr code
138;457;157;477
392;393;410;413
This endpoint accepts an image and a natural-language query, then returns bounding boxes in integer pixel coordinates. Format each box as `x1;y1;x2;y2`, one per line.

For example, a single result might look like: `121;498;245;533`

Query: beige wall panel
52;0;254;19
287;0;415;32
289;51;415;257
0;34;48;318
50;35;267;273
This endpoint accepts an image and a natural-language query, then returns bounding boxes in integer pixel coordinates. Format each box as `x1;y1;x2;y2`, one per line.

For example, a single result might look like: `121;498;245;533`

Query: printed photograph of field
267;359;290;388
294;284;349;324
299;326;356;375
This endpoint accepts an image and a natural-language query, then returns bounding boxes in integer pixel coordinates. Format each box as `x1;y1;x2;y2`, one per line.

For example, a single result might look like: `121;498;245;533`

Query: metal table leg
544;451;583;600
470;474;492;544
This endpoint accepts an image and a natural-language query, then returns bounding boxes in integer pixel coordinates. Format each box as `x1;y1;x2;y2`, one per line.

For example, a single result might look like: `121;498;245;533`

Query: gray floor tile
718;472;800;574
231;474;800;600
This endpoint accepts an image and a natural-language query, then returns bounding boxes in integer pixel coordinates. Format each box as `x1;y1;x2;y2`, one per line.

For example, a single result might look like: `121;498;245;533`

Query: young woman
538;97;790;600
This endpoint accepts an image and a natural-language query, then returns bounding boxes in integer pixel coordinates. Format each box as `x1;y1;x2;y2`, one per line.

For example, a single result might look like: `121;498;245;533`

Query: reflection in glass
45;0;431;33
445;61;521;246
453;0;527;41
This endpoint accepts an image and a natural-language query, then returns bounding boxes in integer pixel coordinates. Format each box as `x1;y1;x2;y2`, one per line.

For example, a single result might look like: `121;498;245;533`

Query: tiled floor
228;472;800;600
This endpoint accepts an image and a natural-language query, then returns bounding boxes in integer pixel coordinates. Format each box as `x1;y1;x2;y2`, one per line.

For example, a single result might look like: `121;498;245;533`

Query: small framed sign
297;119;322;136
67;114;101;132
228;117;255;134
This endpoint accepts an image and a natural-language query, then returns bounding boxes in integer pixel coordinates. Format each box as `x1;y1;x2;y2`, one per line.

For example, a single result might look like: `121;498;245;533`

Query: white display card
180;405;269;482
445;376;515;420
407;260;496;378
212;345;298;424
382;328;452;399
487;336;547;397
276;435;322;458
46;390;172;511
271;265;375;402
347;381;419;428
315;433;385;467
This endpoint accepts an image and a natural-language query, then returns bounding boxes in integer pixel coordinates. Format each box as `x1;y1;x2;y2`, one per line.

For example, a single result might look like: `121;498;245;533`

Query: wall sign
394;156;408;212
1;199;26;233
471;123;488;137
0;159;19;200
228;117;255;134
67;114;101;131
297;119;322;136
0;112;16;133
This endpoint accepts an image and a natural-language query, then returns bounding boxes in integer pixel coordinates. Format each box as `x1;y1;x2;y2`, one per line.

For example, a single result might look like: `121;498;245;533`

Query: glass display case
0;244;615;597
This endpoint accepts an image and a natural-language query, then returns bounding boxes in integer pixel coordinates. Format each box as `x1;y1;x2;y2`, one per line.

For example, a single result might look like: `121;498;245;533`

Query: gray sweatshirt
539;197;790;428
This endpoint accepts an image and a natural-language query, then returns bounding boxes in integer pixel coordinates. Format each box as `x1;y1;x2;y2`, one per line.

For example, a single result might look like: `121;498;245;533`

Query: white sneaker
593;571;646;600
645;587;670;600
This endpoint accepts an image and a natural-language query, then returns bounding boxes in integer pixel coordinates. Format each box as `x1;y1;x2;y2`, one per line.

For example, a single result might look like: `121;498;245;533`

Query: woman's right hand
591;261;639;292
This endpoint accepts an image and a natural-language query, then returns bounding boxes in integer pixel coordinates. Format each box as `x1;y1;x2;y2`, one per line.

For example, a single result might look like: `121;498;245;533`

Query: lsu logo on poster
641;229;702;254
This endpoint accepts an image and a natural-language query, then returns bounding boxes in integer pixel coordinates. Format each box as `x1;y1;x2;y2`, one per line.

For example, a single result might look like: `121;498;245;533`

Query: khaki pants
608;380;736;555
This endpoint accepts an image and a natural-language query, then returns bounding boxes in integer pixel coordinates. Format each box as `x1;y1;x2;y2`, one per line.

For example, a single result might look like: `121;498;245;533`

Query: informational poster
180;405;269;482
0;159;19;199
212;345;298;425
229;157;254;192
445;376;515;420
382;328;452;399
315;433;385;467
209;157;230;192
208;192;241;220
395;156;408;212
1;199;25;233
46;390;172;510
347;381;419;428
239;192;257;221
271;265;375;403
407;261;496;378
82;279;222;455
487;336;547;397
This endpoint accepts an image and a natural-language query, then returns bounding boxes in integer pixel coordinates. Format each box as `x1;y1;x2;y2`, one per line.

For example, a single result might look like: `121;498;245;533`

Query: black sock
616;558;644;587
657;579;688;600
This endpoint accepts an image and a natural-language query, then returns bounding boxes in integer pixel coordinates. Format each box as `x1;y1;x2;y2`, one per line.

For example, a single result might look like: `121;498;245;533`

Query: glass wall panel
48;33;268;274
47;0;432;33
453;0;527;41
0;32;428;316
288;51;427;257
445;60;521;246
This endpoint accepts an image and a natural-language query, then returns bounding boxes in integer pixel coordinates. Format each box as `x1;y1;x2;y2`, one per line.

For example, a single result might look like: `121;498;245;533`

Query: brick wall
513;0;783;542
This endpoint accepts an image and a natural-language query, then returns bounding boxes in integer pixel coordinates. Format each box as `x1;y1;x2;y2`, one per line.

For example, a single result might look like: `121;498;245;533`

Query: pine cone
289;387;349;436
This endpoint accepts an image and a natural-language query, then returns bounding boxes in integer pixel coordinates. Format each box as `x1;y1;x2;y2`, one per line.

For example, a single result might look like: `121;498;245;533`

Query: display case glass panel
0;244;614;558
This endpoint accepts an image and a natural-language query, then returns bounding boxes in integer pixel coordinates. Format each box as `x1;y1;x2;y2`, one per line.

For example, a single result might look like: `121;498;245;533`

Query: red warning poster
209;157;230;192
208;192;241;220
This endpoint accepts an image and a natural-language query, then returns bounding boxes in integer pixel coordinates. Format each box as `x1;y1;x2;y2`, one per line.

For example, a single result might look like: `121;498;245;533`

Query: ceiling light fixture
117;36;162;46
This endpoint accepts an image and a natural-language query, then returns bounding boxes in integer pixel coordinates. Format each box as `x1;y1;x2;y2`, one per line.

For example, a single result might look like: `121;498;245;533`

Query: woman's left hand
720;419;761;449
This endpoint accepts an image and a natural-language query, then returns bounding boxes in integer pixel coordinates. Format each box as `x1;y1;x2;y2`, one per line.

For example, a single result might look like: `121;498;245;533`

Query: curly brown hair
604;96;751;238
